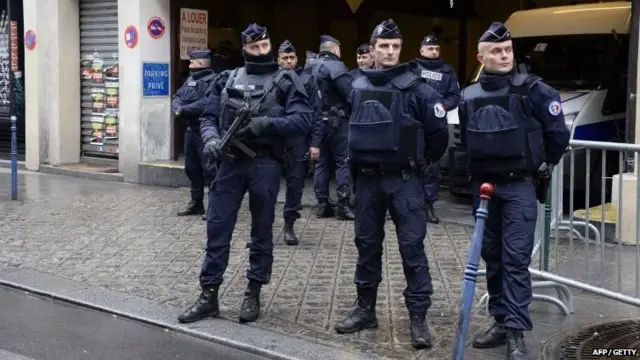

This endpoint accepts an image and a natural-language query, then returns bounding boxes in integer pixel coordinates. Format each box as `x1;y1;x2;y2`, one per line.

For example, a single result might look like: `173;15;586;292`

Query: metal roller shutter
79;0;119;158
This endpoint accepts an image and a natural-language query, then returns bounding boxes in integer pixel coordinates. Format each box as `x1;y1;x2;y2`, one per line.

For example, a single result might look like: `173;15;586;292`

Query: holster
535;177;550;204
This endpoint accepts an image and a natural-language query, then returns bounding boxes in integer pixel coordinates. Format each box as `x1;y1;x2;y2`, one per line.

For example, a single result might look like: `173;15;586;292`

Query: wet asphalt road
0;286;267;360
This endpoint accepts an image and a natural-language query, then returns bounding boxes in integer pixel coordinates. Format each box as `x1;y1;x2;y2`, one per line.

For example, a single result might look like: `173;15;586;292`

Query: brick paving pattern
1;170;639;359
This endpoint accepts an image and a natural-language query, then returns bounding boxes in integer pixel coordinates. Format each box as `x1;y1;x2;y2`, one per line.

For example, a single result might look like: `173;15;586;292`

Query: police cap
421;35;439;46
241;23;269;45
479;22;511;43
319;35;340;46
356;43;370;55
278;40;296;54
188;49;211;60
371;19;402;40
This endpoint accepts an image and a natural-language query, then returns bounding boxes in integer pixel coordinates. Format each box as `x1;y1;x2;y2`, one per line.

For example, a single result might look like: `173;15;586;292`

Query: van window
467;34;629;90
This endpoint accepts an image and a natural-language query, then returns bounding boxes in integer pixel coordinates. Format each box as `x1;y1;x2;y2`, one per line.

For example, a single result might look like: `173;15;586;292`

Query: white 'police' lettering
421;70;443;81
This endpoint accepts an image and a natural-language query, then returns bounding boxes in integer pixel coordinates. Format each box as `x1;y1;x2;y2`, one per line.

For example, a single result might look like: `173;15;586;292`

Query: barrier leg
452;183;494;360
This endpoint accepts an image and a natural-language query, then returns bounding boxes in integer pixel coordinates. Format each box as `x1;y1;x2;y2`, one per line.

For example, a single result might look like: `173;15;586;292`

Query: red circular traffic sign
124;25;138;49
147;17;165;39
25;29;36;50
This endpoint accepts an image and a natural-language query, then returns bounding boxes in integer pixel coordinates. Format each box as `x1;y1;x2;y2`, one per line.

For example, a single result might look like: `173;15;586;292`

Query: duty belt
321;110;346;128
233;145;274;160
359;165;417;180
472;172;533;183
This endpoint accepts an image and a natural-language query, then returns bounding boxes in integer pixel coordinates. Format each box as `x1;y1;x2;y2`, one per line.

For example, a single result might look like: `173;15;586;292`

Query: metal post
10;114;17;200
452;183;494;360
625;0;639;171
7;0;17;200
541;186;552;271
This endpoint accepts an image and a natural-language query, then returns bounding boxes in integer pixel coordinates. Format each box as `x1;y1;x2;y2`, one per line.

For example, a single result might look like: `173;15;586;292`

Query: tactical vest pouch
348;90;398;152
466;97;527;161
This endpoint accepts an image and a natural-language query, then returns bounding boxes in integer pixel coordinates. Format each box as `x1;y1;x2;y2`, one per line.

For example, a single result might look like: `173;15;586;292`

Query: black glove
237;116;270;138
203;138;222;160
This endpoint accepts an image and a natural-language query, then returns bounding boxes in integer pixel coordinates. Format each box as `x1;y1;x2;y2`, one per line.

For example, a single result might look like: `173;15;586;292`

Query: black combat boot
177;286;219;323
239;281;262;323
506;330;529;360
472;322;508;348
315;200;334;218
335;199;355;221
177;200;205;216
335;287;378;334
425;203;440;224
283;219;298;246
409;312;432;349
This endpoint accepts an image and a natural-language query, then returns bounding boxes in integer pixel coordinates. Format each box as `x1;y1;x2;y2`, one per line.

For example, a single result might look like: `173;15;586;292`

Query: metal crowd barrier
476;140;640;316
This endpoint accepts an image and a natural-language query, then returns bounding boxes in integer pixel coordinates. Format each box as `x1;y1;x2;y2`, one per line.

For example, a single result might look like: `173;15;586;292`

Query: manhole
553;320;640;359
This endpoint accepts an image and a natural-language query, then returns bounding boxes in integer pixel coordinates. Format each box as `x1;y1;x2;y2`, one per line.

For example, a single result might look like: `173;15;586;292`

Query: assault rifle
217;77;280;163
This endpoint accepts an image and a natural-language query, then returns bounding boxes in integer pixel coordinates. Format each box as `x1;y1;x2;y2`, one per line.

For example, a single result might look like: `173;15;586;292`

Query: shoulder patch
434;103;447;118
548;101;562;116
187;81;197;86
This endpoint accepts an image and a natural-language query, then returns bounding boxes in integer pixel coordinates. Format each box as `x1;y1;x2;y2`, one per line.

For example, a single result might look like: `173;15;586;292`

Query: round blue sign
124;25;138;48
147;17;165;39
25;29;36;50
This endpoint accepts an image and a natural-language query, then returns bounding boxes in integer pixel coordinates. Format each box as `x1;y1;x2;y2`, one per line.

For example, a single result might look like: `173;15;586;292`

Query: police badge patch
434;103;446;118
548;101;562;116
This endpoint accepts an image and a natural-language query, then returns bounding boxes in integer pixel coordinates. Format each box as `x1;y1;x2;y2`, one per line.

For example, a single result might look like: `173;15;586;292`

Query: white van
445;1;632;201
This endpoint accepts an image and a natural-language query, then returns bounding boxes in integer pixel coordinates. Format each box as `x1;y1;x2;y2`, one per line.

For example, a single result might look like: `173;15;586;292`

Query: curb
38;165;123;182
0;267;370;360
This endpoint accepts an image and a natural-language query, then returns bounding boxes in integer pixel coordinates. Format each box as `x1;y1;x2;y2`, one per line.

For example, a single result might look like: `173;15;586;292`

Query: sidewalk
0;169;638;360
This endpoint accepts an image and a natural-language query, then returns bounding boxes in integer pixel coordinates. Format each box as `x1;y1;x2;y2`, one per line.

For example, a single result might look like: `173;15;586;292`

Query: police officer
335;19;449;350
458;23;569;360
411;35;461;224
350;43;373;78
178;23;312;324
172;49;218;217
312;35;355;220
277;40;321;245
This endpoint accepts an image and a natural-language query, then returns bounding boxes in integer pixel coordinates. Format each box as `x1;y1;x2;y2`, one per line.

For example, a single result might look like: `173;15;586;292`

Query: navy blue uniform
199;63;311;289
172;68;217;210
282;67;321;225
178;23;311;326
334;19;448;350
349;63;448;310
411;57;461;215
312;51;355;218
459;72;569;333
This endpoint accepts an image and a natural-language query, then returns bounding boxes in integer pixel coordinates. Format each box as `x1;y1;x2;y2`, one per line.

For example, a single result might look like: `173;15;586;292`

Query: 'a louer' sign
179;8;208;60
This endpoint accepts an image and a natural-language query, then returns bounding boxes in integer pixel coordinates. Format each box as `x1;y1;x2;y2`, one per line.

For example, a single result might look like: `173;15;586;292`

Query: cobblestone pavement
1;169;640;359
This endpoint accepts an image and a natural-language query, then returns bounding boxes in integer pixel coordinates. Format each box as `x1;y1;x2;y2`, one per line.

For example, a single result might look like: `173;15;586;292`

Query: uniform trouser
283;137;307;222
184;128;215;202
199;156;281;287
472;179;537;331
354;172;433;313
423;161;440;204
314;122;351;202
